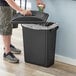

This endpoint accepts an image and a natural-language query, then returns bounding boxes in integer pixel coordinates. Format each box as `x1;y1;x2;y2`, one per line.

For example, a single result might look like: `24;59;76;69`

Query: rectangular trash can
22;22;59;67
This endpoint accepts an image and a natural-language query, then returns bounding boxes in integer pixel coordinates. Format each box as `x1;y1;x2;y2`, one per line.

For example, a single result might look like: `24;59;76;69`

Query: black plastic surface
11;11;49;24
22;23;58;67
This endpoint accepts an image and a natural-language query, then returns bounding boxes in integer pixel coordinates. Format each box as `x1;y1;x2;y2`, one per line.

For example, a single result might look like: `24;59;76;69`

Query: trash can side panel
46;30;57;66
22;27;46;66
22;27;31;62
29;30;46;65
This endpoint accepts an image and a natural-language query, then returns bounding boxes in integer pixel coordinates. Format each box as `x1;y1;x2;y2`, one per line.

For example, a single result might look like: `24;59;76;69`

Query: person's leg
3;35;21;54
2;35;11;54
2;35;19;63
9;9;21;54
0;6;19;63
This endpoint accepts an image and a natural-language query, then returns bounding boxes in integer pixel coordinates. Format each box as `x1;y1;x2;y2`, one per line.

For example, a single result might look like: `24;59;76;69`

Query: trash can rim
22;23;58;30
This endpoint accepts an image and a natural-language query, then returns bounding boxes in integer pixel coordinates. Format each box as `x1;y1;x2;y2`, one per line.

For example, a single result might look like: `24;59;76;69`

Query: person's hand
36;0;45;9
20;9;32;16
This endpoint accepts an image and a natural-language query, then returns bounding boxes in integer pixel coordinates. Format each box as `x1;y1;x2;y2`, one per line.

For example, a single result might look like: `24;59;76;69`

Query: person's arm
5;0;23;12
36;0;42;3
36;0;44;5
5;0;32;15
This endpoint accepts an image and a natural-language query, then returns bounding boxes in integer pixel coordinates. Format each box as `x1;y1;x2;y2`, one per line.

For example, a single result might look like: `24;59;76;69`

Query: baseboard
55;54;76;66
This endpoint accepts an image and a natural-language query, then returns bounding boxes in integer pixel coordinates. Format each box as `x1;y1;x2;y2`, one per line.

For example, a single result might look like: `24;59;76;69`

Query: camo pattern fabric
0;6;13;35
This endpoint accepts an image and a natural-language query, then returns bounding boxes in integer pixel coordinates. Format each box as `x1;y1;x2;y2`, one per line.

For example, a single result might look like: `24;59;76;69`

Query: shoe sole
4;58;19;63
11;51;21;54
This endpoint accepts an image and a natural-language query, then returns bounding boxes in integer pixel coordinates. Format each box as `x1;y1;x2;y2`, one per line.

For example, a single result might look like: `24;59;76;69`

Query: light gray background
31;0;76;59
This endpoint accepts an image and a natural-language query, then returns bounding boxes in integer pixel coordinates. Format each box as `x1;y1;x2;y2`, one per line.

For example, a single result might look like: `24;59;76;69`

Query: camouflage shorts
0;6;13;35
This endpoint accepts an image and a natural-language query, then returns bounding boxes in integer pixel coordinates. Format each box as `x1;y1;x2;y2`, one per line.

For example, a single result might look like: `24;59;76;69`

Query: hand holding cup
38;4;44;12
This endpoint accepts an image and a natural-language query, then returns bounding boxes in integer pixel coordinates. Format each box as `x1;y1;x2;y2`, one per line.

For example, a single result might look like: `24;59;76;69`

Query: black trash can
22;22;59;67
